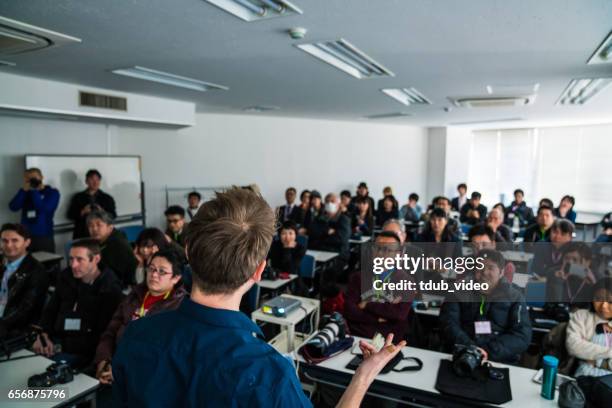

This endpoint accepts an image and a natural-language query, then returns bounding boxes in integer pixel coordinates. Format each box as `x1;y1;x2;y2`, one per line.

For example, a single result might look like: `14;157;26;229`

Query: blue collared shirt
112;298;312;407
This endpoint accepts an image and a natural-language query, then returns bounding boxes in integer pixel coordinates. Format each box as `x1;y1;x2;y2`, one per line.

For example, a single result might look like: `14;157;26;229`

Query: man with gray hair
87;210;137;288
382;218;407;244
487;208;513;242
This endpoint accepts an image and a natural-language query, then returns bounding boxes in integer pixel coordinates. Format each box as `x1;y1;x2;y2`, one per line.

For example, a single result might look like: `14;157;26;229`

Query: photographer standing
67;169;117;239
8;168;60;252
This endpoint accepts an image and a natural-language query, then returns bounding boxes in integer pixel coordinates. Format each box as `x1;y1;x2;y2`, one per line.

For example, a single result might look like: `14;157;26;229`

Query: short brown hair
185;187;275;294
71;238;101;260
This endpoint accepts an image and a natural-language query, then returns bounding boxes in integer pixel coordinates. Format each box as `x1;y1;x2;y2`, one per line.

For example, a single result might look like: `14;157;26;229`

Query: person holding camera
67;169;117;239
8;168;60;252
440;249;532;364
546;242;596;307
112;187;406;407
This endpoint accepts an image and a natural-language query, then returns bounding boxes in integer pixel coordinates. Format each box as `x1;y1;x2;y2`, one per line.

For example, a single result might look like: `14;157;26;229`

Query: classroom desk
306;249;339;264
0;350;99;408
500;251;534;263
298;337;558;407
349;236;372;245
414;294;445;317
258;274;298;290
31;251;64;268
575;213;602;241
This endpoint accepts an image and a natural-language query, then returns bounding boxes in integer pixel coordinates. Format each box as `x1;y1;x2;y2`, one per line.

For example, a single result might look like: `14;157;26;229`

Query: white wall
0;113;429;235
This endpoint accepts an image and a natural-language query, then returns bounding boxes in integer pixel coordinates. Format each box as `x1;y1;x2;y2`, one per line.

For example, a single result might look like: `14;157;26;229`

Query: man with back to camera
440;249;532;364
112;187;406;407
8;167;60;252
0;223;49;338
67;169;117;239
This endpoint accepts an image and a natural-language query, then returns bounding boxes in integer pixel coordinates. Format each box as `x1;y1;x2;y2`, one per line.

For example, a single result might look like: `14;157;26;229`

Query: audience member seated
302;190;323;232
468;224;515;282
0;223;49;338
87;210;137;288
595;220;612;243
531;219;574;277
376;186;398;214
399;193;422;223
33;239;123;369
351;196;374;236
67;169;117;239
382;219;407;244
546;242;596;307
94;248;187;385
539;198;554;209
350;181;375;212
186;191;202;221
419;208;460;244
376;195;399;228
269;221;306;275
344;232;413;339
296;189;310;227
492;202;505;214
504;189;534;228
133;228;170;285
524;206;555;242
165;205;187;247
277;187;301;225
339;190;355;216
566;277;612;377
554;195;577;223
308;193;351;280
434;196;460;234
487;208;513;242
460;191;487;226
440;249;532;364
451;183;468;212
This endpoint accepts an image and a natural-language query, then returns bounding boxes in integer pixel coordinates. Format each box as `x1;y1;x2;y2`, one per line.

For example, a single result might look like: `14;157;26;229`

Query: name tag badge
64;318;81;331
26;210;37;219
475;321;492;335
507;213;515;219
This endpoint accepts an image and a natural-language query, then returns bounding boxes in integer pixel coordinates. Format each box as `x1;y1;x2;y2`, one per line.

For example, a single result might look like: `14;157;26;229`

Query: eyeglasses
146;266;173;277
167;218;183;224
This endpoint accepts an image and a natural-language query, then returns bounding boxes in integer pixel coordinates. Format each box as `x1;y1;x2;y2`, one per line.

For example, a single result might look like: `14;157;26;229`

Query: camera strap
391;356;423;372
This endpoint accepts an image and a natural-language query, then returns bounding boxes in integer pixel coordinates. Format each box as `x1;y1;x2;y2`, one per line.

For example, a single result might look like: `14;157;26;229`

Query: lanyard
566;280;587;303
479;296;485;316
139;291;171;318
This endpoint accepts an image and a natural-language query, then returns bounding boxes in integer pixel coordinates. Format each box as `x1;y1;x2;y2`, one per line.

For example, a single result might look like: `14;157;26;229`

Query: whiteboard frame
24;154;145;231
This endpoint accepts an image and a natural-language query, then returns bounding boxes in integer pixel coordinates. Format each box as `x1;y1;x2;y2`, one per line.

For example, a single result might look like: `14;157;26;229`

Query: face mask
325;202;338;214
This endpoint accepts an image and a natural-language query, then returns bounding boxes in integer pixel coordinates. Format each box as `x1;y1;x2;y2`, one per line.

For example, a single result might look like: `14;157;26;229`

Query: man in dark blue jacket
440;249;532;364
112;187;404;408
9;168;60;252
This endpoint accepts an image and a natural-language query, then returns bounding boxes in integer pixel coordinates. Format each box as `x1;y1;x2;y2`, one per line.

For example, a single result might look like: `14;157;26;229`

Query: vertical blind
468;124;612;213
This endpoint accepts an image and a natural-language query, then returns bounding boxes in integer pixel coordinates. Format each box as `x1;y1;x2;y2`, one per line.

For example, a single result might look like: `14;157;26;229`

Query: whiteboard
25;155;143;227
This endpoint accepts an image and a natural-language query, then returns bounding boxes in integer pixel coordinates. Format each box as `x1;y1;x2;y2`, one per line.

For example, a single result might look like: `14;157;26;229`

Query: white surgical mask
325;202;338;214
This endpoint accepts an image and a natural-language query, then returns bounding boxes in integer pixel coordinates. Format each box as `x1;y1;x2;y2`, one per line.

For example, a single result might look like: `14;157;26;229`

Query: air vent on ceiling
0;16;81;55
364;112;411;119
205;0;302;22
296;39;394;79
450;95;536;108
80;91;127;111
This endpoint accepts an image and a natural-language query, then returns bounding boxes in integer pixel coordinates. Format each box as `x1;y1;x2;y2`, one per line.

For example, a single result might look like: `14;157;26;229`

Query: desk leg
287;323;295;352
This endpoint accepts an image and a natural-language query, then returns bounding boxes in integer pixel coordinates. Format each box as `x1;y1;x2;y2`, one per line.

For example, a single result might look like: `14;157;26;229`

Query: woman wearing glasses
93;247;187;385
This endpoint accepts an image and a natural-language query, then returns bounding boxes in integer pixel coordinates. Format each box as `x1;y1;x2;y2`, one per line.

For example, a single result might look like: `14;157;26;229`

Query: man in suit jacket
451;183;468;212
0;223;49;338
277;187;303;225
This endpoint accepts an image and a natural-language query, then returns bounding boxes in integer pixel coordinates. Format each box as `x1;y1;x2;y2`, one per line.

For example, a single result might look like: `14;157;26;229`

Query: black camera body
27;362;74;387
306;312;347;351
452;344;484;377
29;178;41;189
262;265;279;280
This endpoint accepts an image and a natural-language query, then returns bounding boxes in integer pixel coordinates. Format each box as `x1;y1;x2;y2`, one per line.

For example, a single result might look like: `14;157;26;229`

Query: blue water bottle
541;355;559;400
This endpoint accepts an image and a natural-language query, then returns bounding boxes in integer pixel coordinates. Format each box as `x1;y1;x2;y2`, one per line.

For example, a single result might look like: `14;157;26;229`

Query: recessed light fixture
205;0;302;22
0;60;16;67
381;88;432;106
296;39;394;79
364;112;411;119
111;66;228;92
242;105;280;112
587;31;612;64
556;78;612;105
486;83;539;95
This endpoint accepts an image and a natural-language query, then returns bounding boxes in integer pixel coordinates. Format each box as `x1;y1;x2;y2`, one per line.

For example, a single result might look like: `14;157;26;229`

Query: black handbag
558;380;585;408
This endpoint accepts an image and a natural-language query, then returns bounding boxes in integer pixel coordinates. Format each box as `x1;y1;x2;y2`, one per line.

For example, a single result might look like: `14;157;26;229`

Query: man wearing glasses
164;205;187;248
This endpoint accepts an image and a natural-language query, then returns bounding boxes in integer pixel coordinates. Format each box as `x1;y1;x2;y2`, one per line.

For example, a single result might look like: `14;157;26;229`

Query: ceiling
1;0;612;127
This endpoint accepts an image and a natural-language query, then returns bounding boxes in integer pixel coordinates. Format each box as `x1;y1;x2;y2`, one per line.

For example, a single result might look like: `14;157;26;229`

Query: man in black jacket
87;210;137;288
33;238;123;369
67;169;117;239
504;189;534;228
0;223;49;338
460;192;488;226
440;249;531;364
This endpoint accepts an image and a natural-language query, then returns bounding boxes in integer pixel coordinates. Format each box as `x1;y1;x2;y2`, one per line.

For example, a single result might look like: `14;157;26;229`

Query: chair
299;254;316;294
118;225;144;244
63;240;73;263
296;235;308;248
460;223;472;236
243;283;261;315
525;281;546;308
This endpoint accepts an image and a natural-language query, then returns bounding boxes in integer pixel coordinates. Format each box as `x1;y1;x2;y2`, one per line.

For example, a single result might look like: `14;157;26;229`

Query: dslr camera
28;361;74;387
305;312;347;352
452;344;484;377
29;178;41;189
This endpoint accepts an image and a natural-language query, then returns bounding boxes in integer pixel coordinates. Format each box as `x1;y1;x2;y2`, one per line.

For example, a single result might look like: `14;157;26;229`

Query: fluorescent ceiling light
242;105;280;112
205;0;302;22
111;66;228;92
364;112;411;119
0;60;16;67
587;31;612;64
296;39;394;79
556;78;612;105
486;83;539;95
450;118;524;126
381;88;432;106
